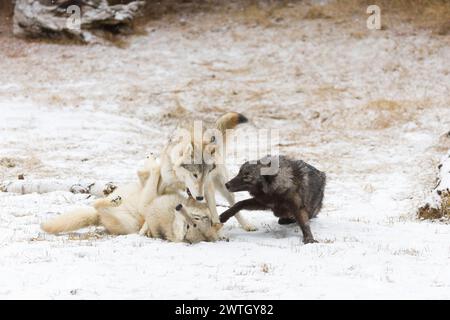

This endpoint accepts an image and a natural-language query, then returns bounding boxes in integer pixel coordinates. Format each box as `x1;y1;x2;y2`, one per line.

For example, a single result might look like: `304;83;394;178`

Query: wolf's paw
243;224;258;232
219;235;230;242
103;182;117;196
303;237;318;244
110;196;122;207
278;217;296;225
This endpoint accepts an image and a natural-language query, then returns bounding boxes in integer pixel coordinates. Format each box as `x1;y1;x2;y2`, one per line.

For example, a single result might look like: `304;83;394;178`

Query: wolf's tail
215;112;248;136
41;207;99;234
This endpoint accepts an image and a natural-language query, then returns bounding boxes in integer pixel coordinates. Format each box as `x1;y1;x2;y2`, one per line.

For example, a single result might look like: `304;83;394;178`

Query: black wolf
220;155;326;243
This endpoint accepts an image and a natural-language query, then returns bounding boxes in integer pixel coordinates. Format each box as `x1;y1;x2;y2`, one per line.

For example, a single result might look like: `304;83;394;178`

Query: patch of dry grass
0;157;16;168
418;191;450;220
314;85;347;100
319;0;450;34
304;5;332;19
161;98;188;121
67;230;108;240
324;98;425;130
364;99;409;129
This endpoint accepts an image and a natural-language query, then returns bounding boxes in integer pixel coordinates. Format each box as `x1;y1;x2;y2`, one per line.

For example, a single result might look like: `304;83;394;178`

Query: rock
13;0;145;42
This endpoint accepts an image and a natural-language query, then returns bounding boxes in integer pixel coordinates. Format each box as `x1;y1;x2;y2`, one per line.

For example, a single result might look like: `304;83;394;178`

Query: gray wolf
157;112;256;231
219;155;326;243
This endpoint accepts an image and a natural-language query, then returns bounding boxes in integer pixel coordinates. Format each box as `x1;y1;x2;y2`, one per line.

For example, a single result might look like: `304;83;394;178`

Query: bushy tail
215;112;248;135
41;207;99;234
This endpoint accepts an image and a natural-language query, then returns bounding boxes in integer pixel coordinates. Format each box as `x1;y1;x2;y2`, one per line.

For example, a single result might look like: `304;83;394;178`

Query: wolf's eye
193;173;198;178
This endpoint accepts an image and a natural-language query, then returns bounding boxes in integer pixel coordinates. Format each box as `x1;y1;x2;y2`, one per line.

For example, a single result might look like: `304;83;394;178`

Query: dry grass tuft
363;99;413;129
161;99;188;120
67;230;108;240
418;192;450;219
304;5;332;20
0;157;16;168
436;20;450;36
325;99;421;130
260;263;272;273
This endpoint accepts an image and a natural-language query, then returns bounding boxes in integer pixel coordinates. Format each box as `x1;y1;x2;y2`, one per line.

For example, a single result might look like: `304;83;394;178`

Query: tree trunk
0;179;118;197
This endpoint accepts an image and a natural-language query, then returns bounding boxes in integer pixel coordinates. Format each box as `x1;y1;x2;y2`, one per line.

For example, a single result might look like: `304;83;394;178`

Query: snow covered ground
1;2;450;299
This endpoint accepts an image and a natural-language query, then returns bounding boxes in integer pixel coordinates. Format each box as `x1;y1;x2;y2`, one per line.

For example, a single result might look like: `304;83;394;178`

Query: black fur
237;113;248;124
220;155;326;244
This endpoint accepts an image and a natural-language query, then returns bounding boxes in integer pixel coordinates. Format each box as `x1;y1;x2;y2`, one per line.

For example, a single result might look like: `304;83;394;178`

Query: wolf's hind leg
138;163;161;212
93;196;122;209
294;209;318;244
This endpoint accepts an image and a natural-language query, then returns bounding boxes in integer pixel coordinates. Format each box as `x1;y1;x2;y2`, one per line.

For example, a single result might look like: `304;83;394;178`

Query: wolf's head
171;142;216;200
225;156;280;194
175;202;222;243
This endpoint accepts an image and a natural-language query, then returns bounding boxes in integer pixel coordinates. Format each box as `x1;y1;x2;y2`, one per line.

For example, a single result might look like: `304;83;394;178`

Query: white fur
41;156;221;243
41;156;160;235
140;193;221;243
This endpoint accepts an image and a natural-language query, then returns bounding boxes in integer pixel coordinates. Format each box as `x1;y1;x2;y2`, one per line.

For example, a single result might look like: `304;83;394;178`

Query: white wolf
40;157;221;243
157;112;256;231
140;193;222;243
40;156;160;235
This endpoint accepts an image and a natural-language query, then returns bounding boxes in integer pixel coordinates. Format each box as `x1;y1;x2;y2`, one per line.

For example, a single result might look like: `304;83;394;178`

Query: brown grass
318;0;450;34
0;157;16;168
324;98;423;130
136;0;450;38
418;191;450;219
304;6;332;19
2;0;449;46
363;99;415;129
67;230;108;240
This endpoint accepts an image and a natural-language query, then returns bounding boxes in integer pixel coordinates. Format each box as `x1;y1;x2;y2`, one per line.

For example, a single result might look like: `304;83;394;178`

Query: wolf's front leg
214;177;257;231
219;198;267;223
205;179;220;225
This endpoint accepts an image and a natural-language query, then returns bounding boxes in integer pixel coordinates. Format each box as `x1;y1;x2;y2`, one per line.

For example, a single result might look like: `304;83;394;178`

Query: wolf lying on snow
140;194;221;243
219;155;326;244
41;156;221;243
